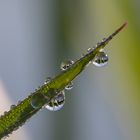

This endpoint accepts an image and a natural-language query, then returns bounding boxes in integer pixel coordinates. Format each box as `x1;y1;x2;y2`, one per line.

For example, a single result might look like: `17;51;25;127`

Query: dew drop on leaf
60;60;74;71
45;90;65;111
17;100;22;105
102;38;106;42
92;51;108;67
4;111;8;115
10;105;16;110
65;81;73;90
44;77;52;85
13;126;19;131
3;135;9;140
87;47;94;53
81;53;85;57
30;93;48;109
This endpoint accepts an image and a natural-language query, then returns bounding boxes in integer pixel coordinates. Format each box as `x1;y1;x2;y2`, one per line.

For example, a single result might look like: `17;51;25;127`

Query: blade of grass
0;22;127;139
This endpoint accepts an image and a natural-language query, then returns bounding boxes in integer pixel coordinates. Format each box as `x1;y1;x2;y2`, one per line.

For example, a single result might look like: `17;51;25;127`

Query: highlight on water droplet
60;60;74;71
92;51;108;67
65;81;73;90
45;90;65;111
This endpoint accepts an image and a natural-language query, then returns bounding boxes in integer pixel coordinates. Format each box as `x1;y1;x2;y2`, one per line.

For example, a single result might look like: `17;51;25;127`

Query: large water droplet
45;90;65;111
60;60;74;71
92;51;108;67
65;81;73;90
30;93;48;109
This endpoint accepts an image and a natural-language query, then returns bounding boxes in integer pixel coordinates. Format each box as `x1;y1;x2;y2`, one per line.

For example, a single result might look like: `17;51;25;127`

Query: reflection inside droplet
30;93;48;109
92;51;108;67
60;60;74;71
45;90;65;111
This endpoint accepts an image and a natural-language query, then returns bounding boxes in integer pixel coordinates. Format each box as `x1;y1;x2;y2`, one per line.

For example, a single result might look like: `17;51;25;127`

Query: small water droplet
13;126;19;131
65;81;73;90
87;47;93;53
17;100;22;105
3;135;9;139
35;88;38;92
92;51;108;67
102;38;106;42
35;86;41;92
60;60;74;71
4;111;8;115
10;105;16;110
44;77;52;85
88;47;95;52
96;42;101;47
81;53;85;57
45;90;65;111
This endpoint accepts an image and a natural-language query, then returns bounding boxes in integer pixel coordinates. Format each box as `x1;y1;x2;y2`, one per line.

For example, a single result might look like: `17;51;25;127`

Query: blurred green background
0;0;140;140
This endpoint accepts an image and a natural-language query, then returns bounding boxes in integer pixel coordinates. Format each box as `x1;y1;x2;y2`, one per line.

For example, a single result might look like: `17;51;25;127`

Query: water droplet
13;126;19;131
45;90;65;111
30;93;48;109
4;111;8;115
65;81;73;90
87;47;93;53
96;42;101;47
44;77;52;85
17;100;22;105
10;105;16;110
60;60;74;71
35;88;38;92
3;135;9;139
92;51;108;67
102;38;106;42
81;53;85;57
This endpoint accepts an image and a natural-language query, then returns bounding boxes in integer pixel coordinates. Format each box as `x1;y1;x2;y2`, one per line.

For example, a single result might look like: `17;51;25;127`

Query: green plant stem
0;22;127;139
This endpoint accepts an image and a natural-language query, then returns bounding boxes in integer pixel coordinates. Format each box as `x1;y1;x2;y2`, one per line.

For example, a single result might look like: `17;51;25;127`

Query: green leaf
0;22;127;139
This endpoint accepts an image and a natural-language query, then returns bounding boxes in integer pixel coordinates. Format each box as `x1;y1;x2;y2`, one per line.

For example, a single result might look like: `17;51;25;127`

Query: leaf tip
123;21;128;28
